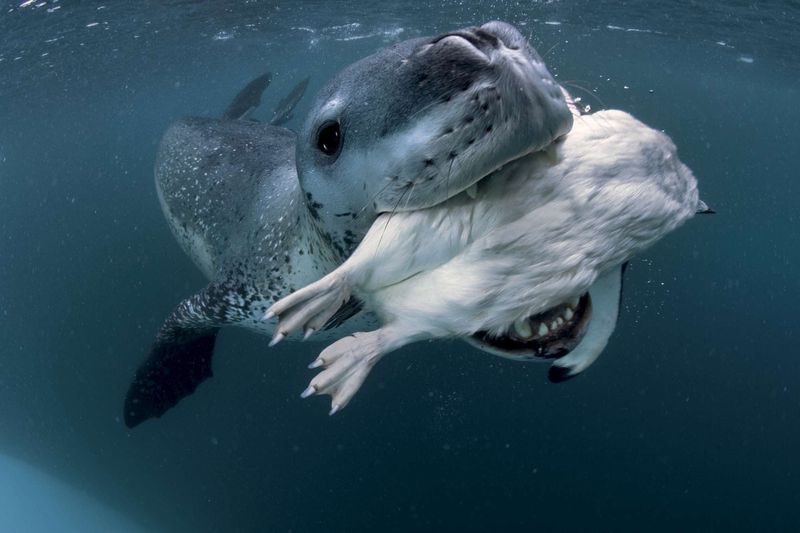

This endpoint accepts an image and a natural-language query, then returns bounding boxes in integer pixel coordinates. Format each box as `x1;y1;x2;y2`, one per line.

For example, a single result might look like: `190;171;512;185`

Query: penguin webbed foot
266;271;352;345
301;331;387;414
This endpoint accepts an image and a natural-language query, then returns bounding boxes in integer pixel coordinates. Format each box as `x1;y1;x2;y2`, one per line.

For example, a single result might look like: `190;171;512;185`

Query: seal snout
428;23;525;62
431;27;501;53
479;21;528;51
427;22;527;66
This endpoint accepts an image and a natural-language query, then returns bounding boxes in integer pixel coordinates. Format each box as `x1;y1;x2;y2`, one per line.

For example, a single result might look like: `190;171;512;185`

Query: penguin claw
266;272;351;344
268;332;285;347
302;331;386;413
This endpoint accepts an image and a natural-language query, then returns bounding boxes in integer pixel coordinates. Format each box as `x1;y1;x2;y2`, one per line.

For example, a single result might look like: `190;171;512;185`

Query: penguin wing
548;262;627;382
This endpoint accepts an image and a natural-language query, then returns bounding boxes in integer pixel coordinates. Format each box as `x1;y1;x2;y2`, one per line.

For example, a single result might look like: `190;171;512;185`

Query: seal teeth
513;318;532;338
564;307;574;320
466;182;478;200
538;323;549;336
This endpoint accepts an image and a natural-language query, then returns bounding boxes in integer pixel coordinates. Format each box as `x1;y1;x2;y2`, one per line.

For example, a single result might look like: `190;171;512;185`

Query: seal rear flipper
548;263;627;383
123;326;218;428
124;282;264;428
222;72;272;120
269;77;310;126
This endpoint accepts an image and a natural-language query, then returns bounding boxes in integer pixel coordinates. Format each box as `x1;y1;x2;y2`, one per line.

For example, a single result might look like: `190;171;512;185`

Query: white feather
346;108;698;336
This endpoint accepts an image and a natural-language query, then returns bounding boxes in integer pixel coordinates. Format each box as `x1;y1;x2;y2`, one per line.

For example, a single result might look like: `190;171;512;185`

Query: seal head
297;21;573;247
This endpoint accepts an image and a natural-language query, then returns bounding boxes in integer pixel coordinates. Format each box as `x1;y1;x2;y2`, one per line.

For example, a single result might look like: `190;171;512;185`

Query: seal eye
316;121;342;157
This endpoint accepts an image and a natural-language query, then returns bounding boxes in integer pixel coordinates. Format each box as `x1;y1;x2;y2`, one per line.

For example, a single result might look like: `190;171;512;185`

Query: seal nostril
431;28;501;53
479;21;523;50
472;28;500;49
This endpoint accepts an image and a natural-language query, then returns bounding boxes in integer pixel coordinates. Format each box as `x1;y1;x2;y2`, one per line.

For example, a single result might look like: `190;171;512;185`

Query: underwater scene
1;1;798;531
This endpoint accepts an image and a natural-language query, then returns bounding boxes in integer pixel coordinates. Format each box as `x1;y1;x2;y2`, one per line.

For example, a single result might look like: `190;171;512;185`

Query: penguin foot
301;331;386;413
266;271;352;344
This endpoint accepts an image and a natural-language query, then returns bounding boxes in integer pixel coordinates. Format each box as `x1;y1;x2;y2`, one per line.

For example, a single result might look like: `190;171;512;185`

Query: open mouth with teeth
470;294;592;361
465;264;626;383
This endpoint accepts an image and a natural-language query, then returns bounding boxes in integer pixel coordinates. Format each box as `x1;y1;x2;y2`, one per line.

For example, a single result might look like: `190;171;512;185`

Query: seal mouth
470;293;592;360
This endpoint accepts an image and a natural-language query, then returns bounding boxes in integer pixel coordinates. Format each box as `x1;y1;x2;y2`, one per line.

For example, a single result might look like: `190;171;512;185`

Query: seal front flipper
548;263;627;383
124;282;266;428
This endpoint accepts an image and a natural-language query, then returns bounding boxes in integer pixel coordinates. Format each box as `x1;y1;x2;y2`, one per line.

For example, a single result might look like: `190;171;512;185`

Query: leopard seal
123;21;572;427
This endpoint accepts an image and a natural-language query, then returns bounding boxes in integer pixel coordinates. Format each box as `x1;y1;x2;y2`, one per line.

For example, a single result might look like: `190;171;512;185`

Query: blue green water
1;1;798;531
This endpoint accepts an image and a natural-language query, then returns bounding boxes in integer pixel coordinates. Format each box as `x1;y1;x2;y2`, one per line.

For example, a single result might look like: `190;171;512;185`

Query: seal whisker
402;180;417;211
541;40;562;59
356;179;395;216
374;185;411;257
561;81;607;111
407;98;442;121
444;134;463;200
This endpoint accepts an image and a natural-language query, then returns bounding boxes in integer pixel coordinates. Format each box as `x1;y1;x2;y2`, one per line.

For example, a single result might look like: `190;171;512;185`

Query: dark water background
1;1;799;531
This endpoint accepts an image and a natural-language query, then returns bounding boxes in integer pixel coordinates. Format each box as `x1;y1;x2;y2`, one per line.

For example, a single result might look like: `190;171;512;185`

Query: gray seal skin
124;76;350;428
124;21;573;428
